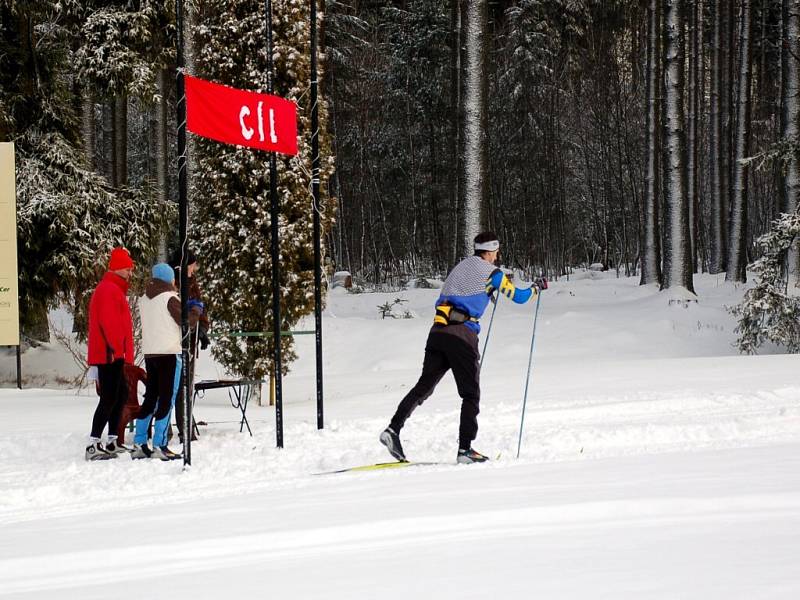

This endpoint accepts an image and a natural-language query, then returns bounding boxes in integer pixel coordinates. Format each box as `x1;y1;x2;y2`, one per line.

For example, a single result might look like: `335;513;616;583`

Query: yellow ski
316;461;443;475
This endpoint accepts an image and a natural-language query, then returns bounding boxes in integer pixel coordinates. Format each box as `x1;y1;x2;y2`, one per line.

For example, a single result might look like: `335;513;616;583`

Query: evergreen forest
2;0;800;363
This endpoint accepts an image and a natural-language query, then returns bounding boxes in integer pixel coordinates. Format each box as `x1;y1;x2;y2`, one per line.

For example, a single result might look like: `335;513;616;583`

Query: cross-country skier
380;232;540;464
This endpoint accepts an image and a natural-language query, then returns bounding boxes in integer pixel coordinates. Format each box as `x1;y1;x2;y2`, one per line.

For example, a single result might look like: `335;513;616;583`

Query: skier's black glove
199;330;210;350
534;277;548;291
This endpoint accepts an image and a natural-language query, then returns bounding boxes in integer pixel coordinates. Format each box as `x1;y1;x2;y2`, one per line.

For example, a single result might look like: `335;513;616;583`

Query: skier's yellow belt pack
434;304;479;326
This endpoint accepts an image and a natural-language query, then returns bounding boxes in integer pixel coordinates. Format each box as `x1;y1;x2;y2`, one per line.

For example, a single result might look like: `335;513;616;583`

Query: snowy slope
1;272;799;599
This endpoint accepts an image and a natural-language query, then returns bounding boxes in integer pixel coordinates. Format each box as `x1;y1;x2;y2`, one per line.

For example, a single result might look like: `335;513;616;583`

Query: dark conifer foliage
2;0;799;353
326;0;797;295
0;1;172;341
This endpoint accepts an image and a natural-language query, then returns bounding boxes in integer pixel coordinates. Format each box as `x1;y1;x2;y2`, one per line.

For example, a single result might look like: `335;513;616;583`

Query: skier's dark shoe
85;442;117;461
379;427;406;462
106;441;132;455
457;448;489;464
153;446;182;461
131;444;153;460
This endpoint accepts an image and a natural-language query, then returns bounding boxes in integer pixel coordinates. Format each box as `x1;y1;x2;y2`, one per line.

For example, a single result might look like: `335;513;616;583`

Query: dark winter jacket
188;276;210;332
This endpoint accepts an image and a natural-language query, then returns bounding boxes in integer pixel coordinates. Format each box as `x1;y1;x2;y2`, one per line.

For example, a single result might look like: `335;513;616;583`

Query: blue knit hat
152;263;175;284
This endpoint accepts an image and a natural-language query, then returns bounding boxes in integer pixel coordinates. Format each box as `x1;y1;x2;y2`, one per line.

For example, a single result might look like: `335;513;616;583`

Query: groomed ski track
2;273;800;598
1;444;799;598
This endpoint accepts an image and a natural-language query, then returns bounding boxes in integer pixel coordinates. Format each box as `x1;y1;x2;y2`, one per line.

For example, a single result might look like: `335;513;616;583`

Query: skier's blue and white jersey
434;256;535;333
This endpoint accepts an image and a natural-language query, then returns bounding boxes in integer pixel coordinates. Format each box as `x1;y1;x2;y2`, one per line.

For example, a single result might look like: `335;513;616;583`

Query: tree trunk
709;0;727;273
642;0;663;285
449;0;461;267
662;0;695;293
113;93;128;187
724;0;735;239
103;102;114;184
687;0;697;270
726;0;753;283
782;0;800;292
186;2;197;192
694;0;704;272
156;68;170;259
82;92;95;172
458;0;489;259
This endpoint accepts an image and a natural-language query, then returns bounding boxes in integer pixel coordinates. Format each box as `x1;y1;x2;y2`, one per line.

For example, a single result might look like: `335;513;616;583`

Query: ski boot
457;448;489;464
379;427;406;462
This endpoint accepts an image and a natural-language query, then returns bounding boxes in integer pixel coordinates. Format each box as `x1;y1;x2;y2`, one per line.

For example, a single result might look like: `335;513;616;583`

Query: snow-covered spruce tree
73;1;176;189
73;1;175;101
0;1;172;341
16;133;172;338
192;0;335;382
732;210;800;353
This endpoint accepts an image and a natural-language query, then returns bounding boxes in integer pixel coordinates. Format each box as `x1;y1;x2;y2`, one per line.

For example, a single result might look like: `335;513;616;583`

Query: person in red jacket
85;247;136;461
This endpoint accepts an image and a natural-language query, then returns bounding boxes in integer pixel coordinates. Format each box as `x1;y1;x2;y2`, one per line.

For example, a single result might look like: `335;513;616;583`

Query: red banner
185;74;298;156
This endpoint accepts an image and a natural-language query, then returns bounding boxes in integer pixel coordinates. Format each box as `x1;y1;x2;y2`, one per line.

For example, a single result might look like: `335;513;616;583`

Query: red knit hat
108;247;135;271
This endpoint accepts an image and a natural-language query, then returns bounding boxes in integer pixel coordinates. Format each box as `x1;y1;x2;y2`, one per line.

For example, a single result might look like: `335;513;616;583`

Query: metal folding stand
192;379;257;436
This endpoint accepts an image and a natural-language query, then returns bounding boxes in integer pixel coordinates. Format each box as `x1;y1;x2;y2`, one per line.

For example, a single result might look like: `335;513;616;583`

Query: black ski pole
516;291;542;459
479;291;498;370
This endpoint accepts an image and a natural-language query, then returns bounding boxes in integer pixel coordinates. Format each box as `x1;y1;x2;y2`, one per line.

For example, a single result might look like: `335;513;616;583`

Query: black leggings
90;360;126;439
390;325;481;448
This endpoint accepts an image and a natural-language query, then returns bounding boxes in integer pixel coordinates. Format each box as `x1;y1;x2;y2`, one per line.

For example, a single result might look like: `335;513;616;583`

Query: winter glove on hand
534;277;548;291
199;330;210;350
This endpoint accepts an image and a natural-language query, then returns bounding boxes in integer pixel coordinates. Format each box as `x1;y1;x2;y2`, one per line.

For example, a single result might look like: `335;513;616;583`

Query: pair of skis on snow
317;454;502;475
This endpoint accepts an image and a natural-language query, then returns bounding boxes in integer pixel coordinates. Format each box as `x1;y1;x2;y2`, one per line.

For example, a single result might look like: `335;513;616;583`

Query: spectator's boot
85;442;117;461
131;444;153;460
106;441;132;455
152;446;182;461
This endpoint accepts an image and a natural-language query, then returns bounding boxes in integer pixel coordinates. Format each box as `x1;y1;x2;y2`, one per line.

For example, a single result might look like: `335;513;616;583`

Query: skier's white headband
475;240;500;252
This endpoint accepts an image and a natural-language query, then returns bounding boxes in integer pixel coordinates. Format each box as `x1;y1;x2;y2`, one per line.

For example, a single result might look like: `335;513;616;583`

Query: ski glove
199;330;210;350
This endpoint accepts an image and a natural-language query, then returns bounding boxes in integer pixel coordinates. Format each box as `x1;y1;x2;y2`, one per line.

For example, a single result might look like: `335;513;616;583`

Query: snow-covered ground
1;271;799;599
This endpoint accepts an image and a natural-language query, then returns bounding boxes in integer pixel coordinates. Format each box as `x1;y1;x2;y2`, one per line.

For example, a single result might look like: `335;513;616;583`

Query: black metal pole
16;343;21;389
310;0;323;430
266;0;284;448
176;0;192;466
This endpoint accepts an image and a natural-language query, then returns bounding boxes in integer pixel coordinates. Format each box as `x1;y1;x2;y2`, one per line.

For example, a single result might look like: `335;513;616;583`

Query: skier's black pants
90;359;126;439
390;324;481;449
138;355;178;419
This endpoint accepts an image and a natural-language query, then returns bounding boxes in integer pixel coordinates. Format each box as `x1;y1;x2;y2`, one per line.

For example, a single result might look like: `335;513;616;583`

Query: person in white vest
131;263;189;460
